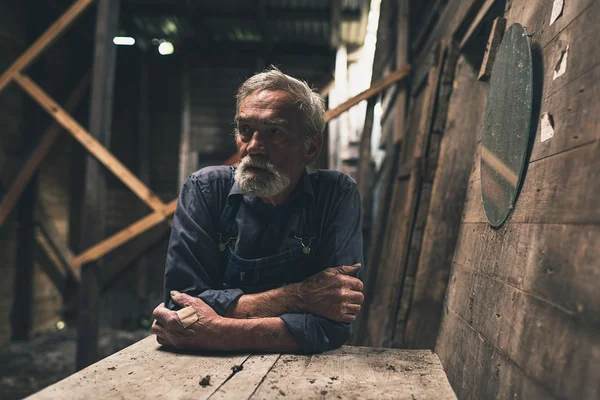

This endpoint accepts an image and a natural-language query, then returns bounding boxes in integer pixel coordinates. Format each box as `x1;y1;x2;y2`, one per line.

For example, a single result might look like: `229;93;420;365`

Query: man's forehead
239;90;297;113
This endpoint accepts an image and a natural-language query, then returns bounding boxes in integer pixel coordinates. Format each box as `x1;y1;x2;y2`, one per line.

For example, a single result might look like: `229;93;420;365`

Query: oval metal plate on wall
481;23;533;227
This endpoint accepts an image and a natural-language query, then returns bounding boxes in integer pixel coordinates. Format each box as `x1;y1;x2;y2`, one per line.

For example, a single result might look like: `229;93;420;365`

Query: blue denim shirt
163;165;364;353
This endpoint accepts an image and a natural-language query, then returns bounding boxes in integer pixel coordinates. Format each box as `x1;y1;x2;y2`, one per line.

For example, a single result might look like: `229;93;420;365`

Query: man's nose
246;132;267;156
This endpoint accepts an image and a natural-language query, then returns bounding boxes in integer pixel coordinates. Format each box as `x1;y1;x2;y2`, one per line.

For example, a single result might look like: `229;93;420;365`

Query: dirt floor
0;327;149;399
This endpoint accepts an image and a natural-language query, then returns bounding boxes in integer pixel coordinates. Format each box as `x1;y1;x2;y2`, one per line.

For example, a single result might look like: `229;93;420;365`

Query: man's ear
303;132;323;165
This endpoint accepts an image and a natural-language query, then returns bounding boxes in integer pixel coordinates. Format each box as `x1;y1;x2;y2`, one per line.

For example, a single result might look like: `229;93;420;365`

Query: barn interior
0;0;598;399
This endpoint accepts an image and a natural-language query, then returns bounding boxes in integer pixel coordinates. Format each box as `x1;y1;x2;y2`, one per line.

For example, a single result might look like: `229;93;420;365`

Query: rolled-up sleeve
280;179;364;353
164;175;243;314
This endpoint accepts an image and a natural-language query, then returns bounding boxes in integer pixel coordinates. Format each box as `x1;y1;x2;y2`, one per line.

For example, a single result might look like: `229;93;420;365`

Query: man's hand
297;264;364;323
152;291;224;350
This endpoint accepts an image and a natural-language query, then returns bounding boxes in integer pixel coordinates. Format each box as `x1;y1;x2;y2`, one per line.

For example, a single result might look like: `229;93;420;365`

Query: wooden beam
36;204;79;282
76;0;120;371
101;223;171;293
0;71;90;228
324;65;411;122
458;0;498;50
72;200;178;270
13;73;167;213
477;17;507;81
0;0;94;93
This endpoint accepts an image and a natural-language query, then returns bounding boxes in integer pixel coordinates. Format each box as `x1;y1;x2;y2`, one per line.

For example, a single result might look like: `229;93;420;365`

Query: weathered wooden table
28;336;456;399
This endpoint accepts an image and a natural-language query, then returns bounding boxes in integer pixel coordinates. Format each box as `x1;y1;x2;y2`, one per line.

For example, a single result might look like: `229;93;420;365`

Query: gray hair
235;67;325;150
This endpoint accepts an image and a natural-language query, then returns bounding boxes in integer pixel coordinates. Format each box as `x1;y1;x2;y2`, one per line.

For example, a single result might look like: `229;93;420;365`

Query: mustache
239;155;275;171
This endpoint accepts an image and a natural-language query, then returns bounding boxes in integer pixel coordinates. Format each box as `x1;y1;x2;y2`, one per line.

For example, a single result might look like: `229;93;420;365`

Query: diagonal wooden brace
0;71;91;228
13;72;167;213
0;0;94;93
72;199;178;270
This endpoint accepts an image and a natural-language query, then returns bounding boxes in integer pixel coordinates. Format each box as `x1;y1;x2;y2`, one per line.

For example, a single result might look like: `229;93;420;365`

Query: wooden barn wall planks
0;0;85;343
435;0;600;399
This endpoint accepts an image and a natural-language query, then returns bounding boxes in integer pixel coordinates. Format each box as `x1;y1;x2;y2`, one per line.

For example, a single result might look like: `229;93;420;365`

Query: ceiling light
158;41;174;55
113;36;135;46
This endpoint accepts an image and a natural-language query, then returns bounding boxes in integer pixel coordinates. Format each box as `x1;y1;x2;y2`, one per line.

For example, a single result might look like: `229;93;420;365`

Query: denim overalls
217;167;320;293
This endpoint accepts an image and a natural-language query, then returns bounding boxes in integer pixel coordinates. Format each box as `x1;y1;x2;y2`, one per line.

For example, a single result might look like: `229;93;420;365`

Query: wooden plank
393;0;410;146
0;0;93;93
13;73;167;213
505;0;595;51
353;148;398;344
34;234;67;295
446;257;599;399
36;203;79;281
76;0;119;370
477;17;506;81
412;0;483;89
458;0;499;50
209;354;280;399
29;336;251;400
436;308;557;399
403;56;487;350
251;347;456;399
71;199;177;270
531;62;600;162
538;0;600;101
462;141;600;224
452;223;600;325
11;177;36;340
0;71;90;228
324;65;411;122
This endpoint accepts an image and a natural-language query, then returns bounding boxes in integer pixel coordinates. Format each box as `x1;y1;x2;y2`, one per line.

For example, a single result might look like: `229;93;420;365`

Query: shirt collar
228;167;315;205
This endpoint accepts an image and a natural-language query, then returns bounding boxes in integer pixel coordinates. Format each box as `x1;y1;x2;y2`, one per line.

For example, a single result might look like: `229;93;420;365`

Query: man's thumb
336;263;361;276
170;290;194;307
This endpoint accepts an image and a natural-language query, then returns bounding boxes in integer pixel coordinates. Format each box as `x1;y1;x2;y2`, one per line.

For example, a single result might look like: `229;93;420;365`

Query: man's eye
270;128;282;136
239;126;251;137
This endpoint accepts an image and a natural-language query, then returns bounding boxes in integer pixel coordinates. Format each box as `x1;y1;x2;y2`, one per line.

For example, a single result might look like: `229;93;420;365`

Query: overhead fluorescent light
113;36;135;46
158;41;174;55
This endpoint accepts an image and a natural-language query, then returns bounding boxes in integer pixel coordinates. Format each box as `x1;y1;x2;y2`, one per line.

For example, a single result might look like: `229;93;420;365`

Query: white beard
235;155;290;198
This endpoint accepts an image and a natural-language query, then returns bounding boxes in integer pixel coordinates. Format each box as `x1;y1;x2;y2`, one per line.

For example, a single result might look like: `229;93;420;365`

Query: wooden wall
0;0;27;346
356;0;598;397
436;0;600;398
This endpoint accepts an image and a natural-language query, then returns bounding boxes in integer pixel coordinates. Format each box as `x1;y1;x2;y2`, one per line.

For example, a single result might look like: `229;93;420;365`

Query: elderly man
152;68;364;354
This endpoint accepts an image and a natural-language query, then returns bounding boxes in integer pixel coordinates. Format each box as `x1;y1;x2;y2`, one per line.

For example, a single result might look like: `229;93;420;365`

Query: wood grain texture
538;0;600;102
446;258;599;399
248;347;456;400
13;73;166;213
462;141;599;224
402;57;487;349
436;308;557;399
28;339;456;400
0;71;90;227
505;0;595;51
0;0;93;92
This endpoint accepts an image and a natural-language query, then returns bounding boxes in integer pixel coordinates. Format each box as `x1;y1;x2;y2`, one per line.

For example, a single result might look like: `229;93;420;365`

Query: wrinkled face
234;89;311;198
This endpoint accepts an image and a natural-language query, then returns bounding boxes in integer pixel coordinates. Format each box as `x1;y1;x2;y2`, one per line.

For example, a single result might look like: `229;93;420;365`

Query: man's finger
170;290;196;308
341;275;364;291
153;305;176;326
335;263;361;276
345;303;361;314
346;291;364;305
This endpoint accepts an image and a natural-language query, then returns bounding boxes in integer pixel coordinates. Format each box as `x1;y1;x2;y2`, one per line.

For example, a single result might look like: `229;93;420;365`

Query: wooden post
76;0;120;371
135;50;151;300
392;0;409;147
